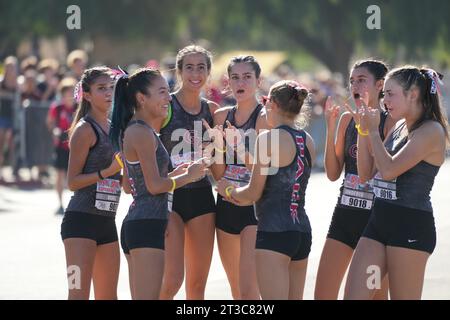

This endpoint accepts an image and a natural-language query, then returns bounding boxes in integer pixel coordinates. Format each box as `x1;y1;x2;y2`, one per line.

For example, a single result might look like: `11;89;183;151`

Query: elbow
326;172;340;182
146;185;160;196
324;164;342;182
146;182;165;196
122;186;132;194
248;190;262;203
68;181;78;192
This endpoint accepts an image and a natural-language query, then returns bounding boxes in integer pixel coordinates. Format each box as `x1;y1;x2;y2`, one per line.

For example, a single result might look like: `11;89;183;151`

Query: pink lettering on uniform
290;135;306;224
290;203;300;223
296;136;305;157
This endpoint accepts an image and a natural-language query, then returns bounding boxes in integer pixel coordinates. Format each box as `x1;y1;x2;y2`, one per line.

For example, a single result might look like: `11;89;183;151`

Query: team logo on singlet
349;144;358;159
290;135;305;224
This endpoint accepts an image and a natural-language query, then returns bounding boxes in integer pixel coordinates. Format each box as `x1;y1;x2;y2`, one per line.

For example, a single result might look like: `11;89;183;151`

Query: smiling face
178;53;210;91
228;62;260;103
350;67;383;106
83;75;114;113
138;76;171;119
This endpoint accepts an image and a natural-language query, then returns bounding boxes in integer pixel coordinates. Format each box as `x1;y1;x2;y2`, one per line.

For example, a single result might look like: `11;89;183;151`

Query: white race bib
168;192;173;212
170;151;203;168
339;174;374;209
95;178;121;212
224;165;251;188
372;173;397;200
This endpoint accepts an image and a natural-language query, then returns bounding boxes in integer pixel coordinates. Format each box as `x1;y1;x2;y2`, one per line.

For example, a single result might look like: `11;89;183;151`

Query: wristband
169;178;176;193
225;185;235;198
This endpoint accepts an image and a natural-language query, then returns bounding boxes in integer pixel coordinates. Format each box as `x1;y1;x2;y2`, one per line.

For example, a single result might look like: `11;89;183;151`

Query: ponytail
109;68;163;151
69;99;90;137
387;66;449;143
110;76;134;151
419;69;449;142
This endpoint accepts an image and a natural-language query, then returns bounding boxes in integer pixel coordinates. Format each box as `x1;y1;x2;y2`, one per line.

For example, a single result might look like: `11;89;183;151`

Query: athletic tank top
66;116;122;217
255;126;312;232
221;104;262;187
124;120;170;222
336;110;389;211
372;121;440;212
159;93;213;189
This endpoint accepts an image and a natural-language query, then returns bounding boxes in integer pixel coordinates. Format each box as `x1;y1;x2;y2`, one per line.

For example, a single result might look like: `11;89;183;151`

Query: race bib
170;151;203;168
372;173;397;200
95;178;121;213
168;192;173;212
340;173;374;209
224;164;251;188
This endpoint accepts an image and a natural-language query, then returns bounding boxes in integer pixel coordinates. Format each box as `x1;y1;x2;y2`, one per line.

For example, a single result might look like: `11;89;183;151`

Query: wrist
98;169;105;180
225;185;235;198
369;130;379;137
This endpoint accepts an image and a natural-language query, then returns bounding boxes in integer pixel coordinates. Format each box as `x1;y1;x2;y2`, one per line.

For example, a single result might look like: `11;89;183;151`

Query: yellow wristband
215;146;227;153
114;153;124;169
225;185;235;198
355;124;369;136
169;178;176;193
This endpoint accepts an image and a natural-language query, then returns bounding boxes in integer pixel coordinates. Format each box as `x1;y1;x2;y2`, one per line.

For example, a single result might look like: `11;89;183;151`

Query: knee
239;282;259;300
161;273;184;298
186;278;207;298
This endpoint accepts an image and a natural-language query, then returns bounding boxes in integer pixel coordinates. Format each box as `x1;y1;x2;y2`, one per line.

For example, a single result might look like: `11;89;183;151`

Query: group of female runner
60;44;449;300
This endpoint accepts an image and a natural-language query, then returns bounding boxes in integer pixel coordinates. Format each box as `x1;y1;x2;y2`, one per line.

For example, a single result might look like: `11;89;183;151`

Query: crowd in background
0;49;448;189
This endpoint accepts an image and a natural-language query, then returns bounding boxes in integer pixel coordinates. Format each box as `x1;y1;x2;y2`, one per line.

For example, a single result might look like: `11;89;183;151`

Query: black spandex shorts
362;200;436;254
326;206;372;249
256;231;312;261
120;219;167;254
61;211;118;245
172;186;216;223
216;195;257;235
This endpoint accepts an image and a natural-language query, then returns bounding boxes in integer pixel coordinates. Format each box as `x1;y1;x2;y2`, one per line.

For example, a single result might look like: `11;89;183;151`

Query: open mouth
190;80;201;85
353;93;361;100
237;89;245;94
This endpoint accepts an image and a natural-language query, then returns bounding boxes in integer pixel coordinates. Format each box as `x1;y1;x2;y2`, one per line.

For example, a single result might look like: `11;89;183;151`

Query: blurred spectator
46;77;77;214
162;56;177;92
37;59;60;102
20;56;38;73
0;56;19;181
19;69;42;102
66;49;88;80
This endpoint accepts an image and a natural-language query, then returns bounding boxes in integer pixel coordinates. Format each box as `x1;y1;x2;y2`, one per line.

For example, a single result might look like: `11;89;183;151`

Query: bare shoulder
413;120;447;140
304;130;315;149
125;123;156;142
70;120;96;146
339;111;353;124
256;108;269;130
213;105;234;124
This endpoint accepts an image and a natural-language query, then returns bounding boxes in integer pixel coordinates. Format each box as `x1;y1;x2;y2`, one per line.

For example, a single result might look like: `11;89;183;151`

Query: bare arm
67;122;121;191
363;109;445;180
130;127;205;195
324;111;351;181
207;107;232;181
226;131;273;204
305;131;316;167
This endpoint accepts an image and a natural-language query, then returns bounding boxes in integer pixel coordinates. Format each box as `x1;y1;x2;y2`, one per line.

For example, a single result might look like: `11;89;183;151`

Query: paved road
1;160;449;300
